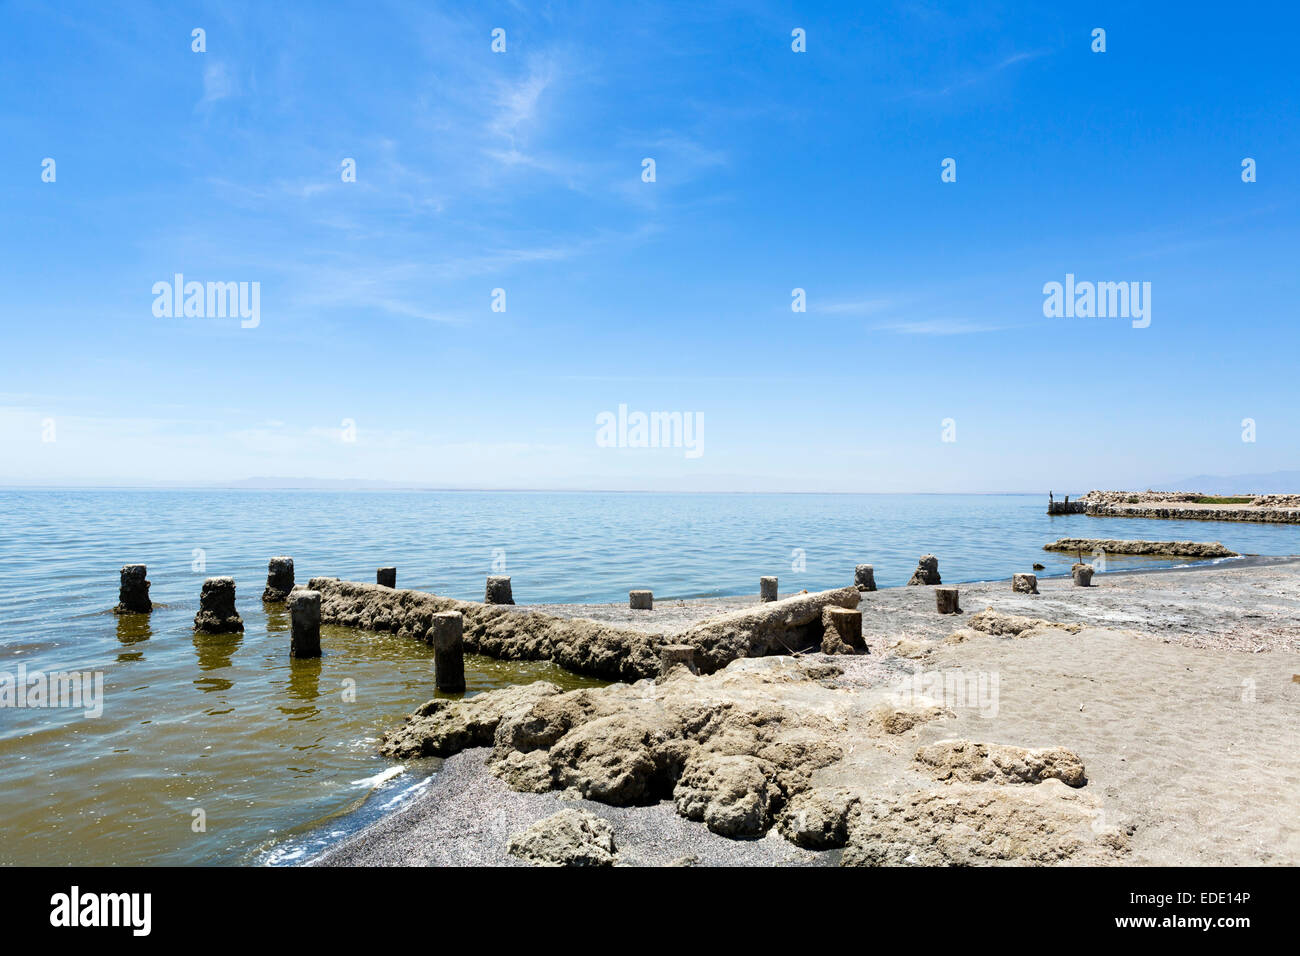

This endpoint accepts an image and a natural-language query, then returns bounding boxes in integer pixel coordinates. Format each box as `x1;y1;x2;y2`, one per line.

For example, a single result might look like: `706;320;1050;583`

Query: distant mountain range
1162;470;1300;494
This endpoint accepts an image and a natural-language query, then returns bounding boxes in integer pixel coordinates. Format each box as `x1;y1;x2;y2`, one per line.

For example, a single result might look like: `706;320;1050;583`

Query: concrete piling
760;576;778;603
658;644;698;676
288;589;322;657
430;610;466;692
907;554;941;586
1072;563;1095;587
629;589;653;610
854;564;877;592
114;564;152;614
821;606;866;654
194;576;244;633
485;576;515;605
1012;573;1039;594
935;587;961;614
376;567;396;589
263;556;295;602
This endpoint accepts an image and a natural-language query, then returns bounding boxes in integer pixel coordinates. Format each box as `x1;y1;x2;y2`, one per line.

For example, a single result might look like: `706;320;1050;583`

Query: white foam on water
350;765;405;788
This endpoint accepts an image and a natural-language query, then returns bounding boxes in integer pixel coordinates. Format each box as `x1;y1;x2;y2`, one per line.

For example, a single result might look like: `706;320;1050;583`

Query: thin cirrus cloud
872;317;1012;335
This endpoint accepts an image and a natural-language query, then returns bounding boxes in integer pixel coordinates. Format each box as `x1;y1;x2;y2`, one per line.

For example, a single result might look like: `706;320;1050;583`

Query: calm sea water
1;489;1297;865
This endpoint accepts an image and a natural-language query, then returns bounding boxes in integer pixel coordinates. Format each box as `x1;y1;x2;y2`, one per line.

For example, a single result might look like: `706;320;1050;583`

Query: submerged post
935;587;961;614
288;589;322;657
1012;573;1039;594
854;564;877;592
430;610;465;692
263;556;295;602
194;576;244;633
485;576;514;605
115;564;152;614
377;567;396;589
760;576;778;603
629;589;653;610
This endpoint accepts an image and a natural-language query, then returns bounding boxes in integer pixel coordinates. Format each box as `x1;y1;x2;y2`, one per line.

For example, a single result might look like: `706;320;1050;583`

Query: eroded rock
380;680;562;758
674;753;776;836
506;808;616;867
841;781;1129;866
968;607;1082;638
915;739;1087;787
777;786;861;849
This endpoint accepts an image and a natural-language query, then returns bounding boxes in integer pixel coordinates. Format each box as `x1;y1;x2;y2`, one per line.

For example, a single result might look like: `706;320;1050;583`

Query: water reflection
281;657;322;720
264;603;290;635
115;614;152;662
193;630;242;693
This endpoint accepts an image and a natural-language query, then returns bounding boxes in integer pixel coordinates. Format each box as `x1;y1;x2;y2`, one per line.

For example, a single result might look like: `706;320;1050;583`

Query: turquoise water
1;489;1297;865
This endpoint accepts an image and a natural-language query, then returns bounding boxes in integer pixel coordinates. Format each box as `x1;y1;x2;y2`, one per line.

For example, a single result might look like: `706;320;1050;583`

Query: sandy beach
311;557;1300;867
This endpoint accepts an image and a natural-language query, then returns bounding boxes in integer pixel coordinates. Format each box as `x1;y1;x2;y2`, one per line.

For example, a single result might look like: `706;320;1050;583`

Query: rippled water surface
1;489;1296;864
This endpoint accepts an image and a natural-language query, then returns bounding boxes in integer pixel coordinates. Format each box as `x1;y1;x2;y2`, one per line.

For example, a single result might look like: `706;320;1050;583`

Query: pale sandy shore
312;557;1300;867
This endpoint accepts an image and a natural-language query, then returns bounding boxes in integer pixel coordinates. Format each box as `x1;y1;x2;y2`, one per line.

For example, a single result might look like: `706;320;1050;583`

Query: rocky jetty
1077;490;1300;524
1044;538;1237;558
306;577;860;681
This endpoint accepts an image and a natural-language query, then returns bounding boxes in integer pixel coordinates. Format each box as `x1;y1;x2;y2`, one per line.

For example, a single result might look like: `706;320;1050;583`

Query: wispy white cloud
815;297;900;316
200;61;237;104
873;318;1010;335
904;49;1049;99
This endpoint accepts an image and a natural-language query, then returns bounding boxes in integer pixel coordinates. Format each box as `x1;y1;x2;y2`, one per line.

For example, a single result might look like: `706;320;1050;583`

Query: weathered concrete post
935;587;961;614
629;589;653;610
430;610;466;692
821;606;866;654
854;564;877;592
377;567;396;589
907;554;941;586
194;577;244;633
1072;563;1095;587
288;589;322;657
263;556;295;602
485;576;515;605
759;576;778;603
659;644;698;676
115;564;152;613
1012;573;1039;594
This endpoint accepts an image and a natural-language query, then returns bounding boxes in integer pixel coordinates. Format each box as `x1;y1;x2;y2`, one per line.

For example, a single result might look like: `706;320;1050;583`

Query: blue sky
2;0;1297;492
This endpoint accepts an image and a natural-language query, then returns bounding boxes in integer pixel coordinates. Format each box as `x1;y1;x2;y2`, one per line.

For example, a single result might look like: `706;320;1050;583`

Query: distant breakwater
1083;503;1300;524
